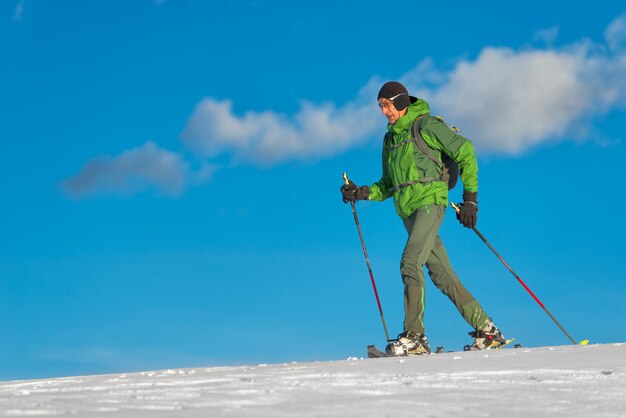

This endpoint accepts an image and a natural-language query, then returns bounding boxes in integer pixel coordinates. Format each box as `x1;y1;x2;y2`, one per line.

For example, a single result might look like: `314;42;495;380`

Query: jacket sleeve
421;118;478;193
368;143;393;201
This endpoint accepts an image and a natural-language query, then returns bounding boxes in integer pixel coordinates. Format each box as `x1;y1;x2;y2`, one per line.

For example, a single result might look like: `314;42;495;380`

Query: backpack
411;115;459;190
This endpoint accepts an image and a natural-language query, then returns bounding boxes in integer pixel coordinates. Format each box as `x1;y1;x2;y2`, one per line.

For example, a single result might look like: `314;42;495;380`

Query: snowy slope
1;343;624;417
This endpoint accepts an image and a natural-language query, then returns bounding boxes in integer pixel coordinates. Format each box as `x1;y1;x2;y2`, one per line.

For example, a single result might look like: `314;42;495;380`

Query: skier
341;81;506;355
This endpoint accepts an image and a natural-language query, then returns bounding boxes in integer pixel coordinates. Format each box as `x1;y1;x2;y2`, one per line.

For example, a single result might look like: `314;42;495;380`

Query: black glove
457;190;478;228
340;181;370;203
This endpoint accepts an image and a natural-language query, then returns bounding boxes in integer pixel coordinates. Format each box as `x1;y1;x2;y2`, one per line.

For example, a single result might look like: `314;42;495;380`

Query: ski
463;338;517;352
367;339;518;359
367;345;392;358
367;344;442;358
367;345;444;358
501;338;517;348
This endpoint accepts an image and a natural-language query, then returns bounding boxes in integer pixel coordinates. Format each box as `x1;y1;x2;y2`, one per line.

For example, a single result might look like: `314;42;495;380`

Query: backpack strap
385;115;454;193
411;115;450;184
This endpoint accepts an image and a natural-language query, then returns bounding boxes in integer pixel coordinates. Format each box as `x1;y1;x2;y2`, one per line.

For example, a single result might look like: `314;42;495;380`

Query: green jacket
368;98;479;219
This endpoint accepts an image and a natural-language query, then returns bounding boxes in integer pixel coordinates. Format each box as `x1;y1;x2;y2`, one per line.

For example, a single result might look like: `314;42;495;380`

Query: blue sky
2;1;626;380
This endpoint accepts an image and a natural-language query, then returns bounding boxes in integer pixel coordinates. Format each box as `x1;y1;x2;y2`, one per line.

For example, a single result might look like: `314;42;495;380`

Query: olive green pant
401;204;490;334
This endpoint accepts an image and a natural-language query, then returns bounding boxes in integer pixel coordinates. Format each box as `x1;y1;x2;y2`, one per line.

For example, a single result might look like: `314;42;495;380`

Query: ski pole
450;202;587;346
343;172;391;342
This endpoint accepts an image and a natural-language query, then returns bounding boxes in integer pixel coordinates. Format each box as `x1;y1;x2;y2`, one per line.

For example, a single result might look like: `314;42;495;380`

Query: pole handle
343;172;350;185
450;201;461;213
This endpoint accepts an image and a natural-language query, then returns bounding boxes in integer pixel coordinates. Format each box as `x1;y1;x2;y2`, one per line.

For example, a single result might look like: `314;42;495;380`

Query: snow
1;343;625;417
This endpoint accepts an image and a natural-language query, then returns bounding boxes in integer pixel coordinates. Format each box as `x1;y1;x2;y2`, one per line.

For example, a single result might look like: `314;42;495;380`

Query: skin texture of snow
0;343;624;417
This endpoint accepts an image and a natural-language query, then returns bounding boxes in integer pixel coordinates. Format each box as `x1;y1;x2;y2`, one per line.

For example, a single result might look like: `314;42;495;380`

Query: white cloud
61;142;190;198
533;26;559;46
605;13;626;52
13;0;24;21
181;89;380;166
194;162;220;185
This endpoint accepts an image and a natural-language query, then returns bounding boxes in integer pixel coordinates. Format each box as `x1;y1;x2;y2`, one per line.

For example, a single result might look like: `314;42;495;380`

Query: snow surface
1;343;624;417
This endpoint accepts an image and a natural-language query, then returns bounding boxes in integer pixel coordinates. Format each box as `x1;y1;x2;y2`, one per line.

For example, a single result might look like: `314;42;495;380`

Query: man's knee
402;273;425;288
428;268;458;292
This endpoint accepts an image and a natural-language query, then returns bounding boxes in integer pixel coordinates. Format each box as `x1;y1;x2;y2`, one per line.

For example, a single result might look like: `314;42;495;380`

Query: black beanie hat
377;81;411;111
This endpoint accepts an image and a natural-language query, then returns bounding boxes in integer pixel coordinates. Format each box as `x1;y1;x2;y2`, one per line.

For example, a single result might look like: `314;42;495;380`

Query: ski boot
386;331;431;356
464;320;507;351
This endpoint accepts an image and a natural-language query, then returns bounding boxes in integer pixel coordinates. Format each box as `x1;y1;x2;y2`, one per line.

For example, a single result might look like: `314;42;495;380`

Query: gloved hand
340;181;370;203
457;190;478;228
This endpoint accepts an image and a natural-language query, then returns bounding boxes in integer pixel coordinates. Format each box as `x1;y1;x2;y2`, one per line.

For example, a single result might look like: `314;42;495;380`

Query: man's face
378;98;404;125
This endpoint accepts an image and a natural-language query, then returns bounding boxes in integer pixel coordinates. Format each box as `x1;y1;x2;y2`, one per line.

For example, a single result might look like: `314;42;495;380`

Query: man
341;81;506;355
